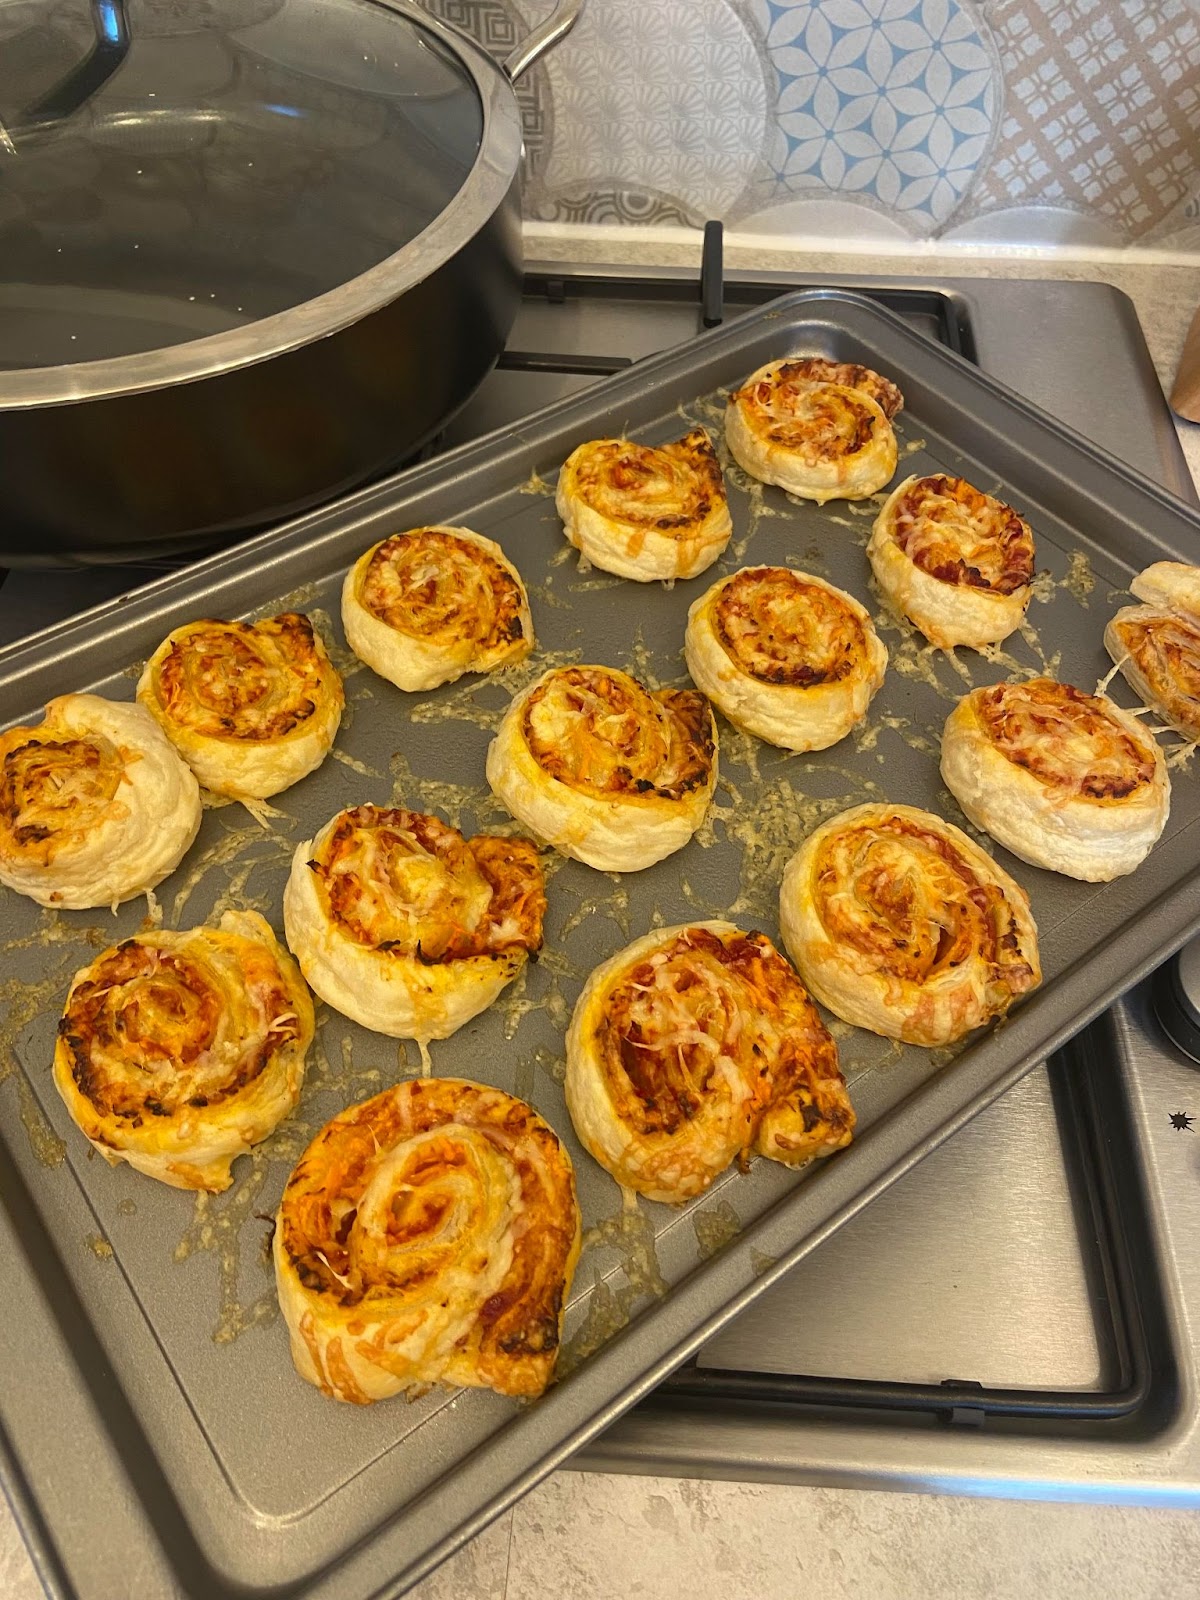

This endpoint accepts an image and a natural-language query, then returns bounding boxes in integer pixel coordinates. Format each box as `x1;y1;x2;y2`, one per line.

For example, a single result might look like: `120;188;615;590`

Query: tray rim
4;286;1200;1598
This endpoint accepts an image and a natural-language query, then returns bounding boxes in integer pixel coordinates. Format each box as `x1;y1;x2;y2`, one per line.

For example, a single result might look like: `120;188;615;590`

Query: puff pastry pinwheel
555;429;732;582
780;803;1041;1047
726;356;902;503
0;693;201;910
52;910;312;1191
283;805;546;1041
684;566;887;751
868;474;1035;649
565;922;854;1204
341;525;533;691
940;678;1170;882
1104;562;1200;742
274;1077;580;1402
137;612;343;802
485;665;718;872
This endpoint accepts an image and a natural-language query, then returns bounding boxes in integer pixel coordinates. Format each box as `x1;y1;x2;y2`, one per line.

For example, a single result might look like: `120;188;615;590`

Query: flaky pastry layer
137;612;344;800
940;677;1170;881
283;806;545;1040
684;566;887;750
780;802;1041;1046
555;429;732;581
725;357;901;503
486;664;718;872
53;910;312;1191
275;1077;580;1402
566;922;854;1203
868;474;1035;649
0;693;201;909
342;525;533;692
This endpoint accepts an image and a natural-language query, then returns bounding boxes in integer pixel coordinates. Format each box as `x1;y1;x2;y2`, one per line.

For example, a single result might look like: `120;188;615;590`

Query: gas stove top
4;261;1199;1505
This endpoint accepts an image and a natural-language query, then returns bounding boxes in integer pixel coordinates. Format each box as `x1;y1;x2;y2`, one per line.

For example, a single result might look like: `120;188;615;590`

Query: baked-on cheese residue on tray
274;1076;581;1403
565;921;854;1204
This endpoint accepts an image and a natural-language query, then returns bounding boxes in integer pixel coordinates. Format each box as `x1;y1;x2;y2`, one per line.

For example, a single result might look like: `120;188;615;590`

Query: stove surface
3;264;1197;1505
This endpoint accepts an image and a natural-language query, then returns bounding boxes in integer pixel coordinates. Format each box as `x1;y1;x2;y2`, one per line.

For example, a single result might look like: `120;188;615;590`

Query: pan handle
503;0;584;83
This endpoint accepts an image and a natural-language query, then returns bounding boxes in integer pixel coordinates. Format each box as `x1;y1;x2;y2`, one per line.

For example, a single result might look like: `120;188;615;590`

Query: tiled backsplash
421;0;1200;256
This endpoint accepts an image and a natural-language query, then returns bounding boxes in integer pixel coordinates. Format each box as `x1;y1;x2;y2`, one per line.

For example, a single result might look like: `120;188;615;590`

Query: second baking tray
3;289;1200;1600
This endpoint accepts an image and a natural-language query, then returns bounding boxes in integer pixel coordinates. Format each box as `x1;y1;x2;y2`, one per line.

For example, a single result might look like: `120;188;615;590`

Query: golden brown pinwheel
485;664;718;872
1105;561;1200;742
725;356;902;502
780;803;1041;1047
684;566;887;751
137;612;344;800
0;693;201;910
868;474;1035;649
274;1077;581;1402
283;806;546;1041
565;922;853;1203
555;428;732;581
940;677;1170;881
53;910;313;1191
341;525;533;691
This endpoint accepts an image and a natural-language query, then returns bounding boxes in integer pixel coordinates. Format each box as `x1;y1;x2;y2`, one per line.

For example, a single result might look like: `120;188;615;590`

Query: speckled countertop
3;239;1200;1600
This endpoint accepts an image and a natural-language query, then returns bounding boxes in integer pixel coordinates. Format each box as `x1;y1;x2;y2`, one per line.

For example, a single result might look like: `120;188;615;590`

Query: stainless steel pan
0;0;582;565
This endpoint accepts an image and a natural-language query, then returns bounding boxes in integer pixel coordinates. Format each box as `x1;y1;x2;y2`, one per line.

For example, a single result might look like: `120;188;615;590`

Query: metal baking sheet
4;288;1200;1600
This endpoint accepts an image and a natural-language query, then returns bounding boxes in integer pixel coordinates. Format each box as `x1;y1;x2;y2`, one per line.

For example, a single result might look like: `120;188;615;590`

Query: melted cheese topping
137;613;344;800
780;803;1041;1046
343;526;533;691
487;666;718;871
939;678;1170;881
565;922;853;1203
1106;563;1200;742
283;807;545;1041
0;694;201;909
726;358;901;503
868;475;1034;649
274;1077;580;1402
53;910;312;1191
685;567;888;752
555;429;732;581
975;678;1157;802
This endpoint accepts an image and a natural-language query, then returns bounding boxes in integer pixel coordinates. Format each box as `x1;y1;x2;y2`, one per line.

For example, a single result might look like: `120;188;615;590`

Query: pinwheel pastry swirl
486;665;718;872
868;474;1035;649
137;612;344;801
341;525;533;691
725;357;902;503
53;910;313;1191
283;806;546;1041
780;803;1041;1047
0;693;201;910
274;1077;581;1403
940;677;1170;882
565;922;853;1204
1104;562;1200;743
555;428;732;582
684;566;888;751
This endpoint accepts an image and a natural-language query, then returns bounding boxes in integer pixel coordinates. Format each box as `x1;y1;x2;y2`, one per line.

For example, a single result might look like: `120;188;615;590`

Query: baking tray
3;288;1200;1600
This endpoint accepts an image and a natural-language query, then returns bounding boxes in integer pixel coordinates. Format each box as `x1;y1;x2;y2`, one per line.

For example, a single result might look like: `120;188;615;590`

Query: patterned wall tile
762;0;998;232
949;0;1200;245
